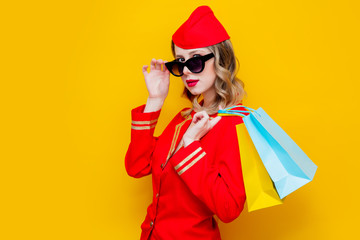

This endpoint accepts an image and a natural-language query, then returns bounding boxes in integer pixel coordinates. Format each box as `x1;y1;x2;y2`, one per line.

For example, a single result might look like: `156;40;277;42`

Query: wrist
183;136;195;148
144;97;165;113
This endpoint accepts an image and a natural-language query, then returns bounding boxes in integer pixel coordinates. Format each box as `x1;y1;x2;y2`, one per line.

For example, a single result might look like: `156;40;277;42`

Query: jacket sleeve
125;104;161;178
168;119;246;223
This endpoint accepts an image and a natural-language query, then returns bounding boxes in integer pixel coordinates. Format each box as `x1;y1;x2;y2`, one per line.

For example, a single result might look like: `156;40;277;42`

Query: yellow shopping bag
237;123;284;212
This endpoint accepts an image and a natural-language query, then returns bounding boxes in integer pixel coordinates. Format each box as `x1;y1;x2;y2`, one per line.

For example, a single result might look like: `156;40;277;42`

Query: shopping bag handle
218;105;257;117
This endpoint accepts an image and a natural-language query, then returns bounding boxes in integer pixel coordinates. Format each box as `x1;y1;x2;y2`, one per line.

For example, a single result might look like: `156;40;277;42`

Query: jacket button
156;193;159;198
150;221;154;227
161;163;164;168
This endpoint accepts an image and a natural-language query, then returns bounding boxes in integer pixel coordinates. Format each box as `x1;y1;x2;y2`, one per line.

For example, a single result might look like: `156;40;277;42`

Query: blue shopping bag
218;106;318;199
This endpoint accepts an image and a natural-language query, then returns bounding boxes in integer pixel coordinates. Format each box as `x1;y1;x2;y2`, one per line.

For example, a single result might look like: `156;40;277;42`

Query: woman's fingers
150;58;156;70
155;59;163;70
193;111;209;125
142;65;148;77
193;111;221;129
193;114;200;123
193;111;208;118
185;110;223;142
163;61;169;73
148;59;169;72
209;115;222;128
208;104;223;128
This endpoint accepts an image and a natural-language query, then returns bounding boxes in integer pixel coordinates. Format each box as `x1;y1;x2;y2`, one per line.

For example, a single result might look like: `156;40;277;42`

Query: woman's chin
187;88;202;96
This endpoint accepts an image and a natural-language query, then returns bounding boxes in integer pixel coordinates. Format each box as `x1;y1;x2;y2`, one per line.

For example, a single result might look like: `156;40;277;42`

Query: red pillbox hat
172;5;230;49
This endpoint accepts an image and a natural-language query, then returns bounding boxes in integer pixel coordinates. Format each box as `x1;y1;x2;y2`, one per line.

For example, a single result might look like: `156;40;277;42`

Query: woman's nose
183;66;191;75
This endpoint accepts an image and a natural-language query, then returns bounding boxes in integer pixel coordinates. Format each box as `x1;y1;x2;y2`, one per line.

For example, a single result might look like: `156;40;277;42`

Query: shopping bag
236;123;283;212
219;106;318;199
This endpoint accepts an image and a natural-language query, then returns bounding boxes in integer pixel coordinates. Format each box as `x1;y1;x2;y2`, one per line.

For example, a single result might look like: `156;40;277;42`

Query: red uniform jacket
125;103;247;240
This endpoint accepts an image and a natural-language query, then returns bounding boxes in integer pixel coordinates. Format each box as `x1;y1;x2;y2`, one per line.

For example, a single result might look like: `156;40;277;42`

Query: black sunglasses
165;53;214;77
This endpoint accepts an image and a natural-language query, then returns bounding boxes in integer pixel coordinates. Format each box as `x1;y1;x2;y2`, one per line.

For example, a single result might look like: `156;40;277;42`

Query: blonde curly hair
171;39;247;117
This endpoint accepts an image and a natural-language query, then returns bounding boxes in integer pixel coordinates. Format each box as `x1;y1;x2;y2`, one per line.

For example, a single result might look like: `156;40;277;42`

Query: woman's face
174;45;217;101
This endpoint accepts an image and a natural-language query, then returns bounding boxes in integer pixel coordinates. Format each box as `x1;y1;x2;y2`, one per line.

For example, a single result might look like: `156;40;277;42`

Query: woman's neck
202;92;215;108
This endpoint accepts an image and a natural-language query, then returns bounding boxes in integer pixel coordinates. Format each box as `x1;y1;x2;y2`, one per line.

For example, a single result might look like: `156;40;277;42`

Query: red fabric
172;5;230;49
125;104;247;240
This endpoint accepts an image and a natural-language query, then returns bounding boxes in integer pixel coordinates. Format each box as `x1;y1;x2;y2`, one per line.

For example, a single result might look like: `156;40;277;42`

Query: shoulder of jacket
220;114;244;128
165;107;192;126
180;107;192;119
219;103;249;126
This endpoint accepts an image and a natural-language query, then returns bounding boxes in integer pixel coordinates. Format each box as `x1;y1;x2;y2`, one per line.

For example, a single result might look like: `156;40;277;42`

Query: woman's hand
182;105;223;147
142;59;170;113
142;59;170;101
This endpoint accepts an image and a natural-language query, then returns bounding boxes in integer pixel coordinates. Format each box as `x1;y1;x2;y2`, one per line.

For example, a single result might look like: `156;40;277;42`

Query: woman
125;5;248;240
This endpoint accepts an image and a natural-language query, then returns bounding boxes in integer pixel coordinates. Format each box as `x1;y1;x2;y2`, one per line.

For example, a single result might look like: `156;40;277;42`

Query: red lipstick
186;79;199;87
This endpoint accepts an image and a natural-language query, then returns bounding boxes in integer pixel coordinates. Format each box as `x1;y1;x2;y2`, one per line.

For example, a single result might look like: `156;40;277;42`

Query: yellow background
1;0;359;239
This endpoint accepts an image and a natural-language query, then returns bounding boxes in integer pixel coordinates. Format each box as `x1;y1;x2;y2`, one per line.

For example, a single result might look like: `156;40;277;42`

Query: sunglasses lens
171;63;183;76
187;58;203;73
166;54;213;76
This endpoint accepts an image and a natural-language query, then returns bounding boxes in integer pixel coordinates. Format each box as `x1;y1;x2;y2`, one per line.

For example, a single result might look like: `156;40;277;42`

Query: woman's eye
176;58;185;62
193;54;201;58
